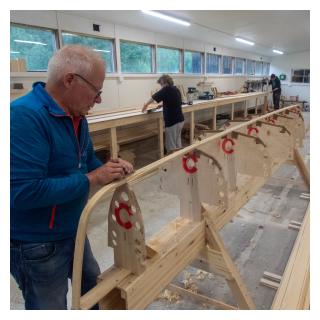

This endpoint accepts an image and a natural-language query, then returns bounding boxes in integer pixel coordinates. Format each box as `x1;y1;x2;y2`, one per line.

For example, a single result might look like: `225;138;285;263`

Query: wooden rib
167;284;237;310
272;205;310;309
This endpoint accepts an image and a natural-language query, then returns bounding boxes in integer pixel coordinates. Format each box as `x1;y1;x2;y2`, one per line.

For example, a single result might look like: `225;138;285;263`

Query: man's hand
86;159;134;187
142;103;148;113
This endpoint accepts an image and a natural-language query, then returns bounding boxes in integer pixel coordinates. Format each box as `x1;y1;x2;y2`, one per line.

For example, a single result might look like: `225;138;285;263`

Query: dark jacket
10;82;102;242
269;77;281;95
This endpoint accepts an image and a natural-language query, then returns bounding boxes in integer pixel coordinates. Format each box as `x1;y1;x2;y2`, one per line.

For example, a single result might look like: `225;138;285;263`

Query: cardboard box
10;58;27;72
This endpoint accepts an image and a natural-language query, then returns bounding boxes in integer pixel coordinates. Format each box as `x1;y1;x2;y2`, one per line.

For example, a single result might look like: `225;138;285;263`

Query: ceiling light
94;49;110;53
14;39;47;46
273;49;284;54
10;51;20;54
141;10;190;27
235;37;255;46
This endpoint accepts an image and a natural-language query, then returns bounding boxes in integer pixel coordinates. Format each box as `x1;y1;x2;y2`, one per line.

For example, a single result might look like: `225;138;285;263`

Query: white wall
11;10;271;113
270;51;310;104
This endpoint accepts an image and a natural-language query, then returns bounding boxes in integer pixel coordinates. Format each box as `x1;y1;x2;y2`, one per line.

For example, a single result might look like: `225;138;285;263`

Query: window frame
206;52;221;74
155;45;182;74
61;30;116;74
183;49;203;74
234;57;245;75
291;69;310;84
119;39;154;74
10;22;59;72
222;55;234;75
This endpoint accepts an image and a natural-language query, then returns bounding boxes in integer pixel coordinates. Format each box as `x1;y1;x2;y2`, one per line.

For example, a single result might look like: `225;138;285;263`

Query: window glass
157;47;180;73
10;24;57;71
222;56;233;74
206;53;220;73
184;50;202;74
120;40;152;73
62;32;114;73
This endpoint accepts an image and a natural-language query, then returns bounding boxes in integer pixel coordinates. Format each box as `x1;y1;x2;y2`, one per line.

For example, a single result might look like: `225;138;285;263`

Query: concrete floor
10;112;310;310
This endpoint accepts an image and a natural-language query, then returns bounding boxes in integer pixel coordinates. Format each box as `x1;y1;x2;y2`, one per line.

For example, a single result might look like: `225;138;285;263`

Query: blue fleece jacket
10;82;102;242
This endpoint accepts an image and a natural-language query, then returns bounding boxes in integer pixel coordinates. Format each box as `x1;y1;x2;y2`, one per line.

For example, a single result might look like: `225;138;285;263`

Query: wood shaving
158;289;180;303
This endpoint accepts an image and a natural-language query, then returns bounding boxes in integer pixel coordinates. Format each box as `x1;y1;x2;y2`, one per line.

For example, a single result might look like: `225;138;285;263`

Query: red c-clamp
247;127;259;136
221;138;235;154
114;203;133;229
182;152;198;174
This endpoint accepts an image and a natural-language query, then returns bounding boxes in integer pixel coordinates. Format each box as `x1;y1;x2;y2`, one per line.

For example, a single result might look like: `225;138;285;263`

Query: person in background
142;74;184;154
269;73;282;109
10;45;133;309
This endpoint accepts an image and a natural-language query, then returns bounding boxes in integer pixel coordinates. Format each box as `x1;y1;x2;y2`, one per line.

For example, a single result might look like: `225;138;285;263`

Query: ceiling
67;10;310;57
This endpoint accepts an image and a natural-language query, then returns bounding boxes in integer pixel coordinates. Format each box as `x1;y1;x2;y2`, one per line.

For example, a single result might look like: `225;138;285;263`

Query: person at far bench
142;74;184;154
269;73;281;110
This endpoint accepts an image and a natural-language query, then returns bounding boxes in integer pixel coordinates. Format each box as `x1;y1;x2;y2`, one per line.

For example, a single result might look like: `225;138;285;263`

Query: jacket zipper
47;113;84;229
49;205;57;229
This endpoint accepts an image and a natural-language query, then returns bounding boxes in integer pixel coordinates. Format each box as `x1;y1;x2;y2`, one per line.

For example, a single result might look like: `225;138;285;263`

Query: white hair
47;44;106;83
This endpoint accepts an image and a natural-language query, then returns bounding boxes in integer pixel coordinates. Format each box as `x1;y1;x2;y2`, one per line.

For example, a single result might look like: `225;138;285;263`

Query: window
10;24;57;71
222;56;233;74
156;47;181;73
62;32;115;73
291;69;310;83
263;62;270;76
255;61;263;75
184;50;202;74
206;53;220;74
120;40;152;73
246;60;255;75
234;58;245;75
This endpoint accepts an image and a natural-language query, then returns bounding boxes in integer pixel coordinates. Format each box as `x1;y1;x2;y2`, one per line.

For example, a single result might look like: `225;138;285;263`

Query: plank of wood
288;224;301;231
272;205;310;309
289;220;302;227
263;271;282;283
293;148;310;188
260;278;280;290
167;284;237;310
79;266;131;310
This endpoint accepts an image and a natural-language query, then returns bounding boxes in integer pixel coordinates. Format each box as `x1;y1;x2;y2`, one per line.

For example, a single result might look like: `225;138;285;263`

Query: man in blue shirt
10;45;133;309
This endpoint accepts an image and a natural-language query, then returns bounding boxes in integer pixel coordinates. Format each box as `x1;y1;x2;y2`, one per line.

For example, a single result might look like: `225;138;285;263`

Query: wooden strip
79;267;131;310
272;205;310;309
293;148;310;188
263;271;282;283
288;224;301;231
290;220;302;227
260;278;280;289
167;284;237;310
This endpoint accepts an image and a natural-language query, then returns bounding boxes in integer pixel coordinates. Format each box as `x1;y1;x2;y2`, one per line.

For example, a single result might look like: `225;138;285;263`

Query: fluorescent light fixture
273;49;284;54
14;39;47;46
141;10;190;27
94;49;110;53
10;51;20;54
62;33;78;37
235;37;255;46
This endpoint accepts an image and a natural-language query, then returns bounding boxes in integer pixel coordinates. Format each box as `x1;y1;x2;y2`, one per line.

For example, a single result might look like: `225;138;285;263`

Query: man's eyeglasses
73;73;102;99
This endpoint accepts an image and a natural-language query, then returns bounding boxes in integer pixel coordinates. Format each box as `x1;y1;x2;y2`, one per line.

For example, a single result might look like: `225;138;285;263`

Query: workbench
281;99;308;110
87;91;270;159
